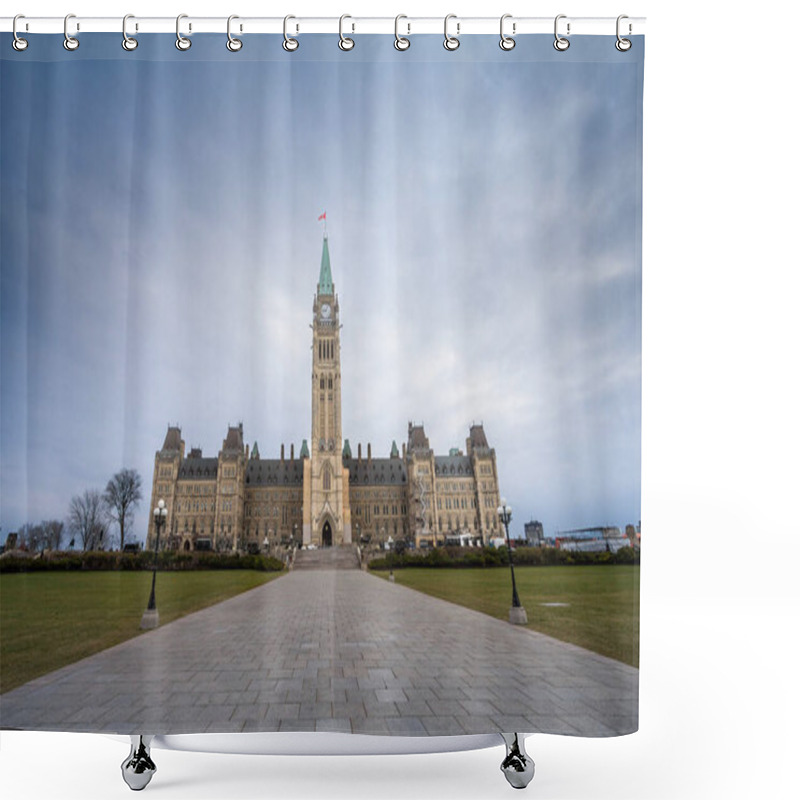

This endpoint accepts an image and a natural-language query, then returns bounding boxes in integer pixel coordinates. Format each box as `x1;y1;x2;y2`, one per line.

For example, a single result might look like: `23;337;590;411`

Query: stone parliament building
146;236;503;552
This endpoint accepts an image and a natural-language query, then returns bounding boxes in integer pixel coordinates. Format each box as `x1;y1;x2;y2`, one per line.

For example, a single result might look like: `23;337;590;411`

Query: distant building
554;526;628;553
524;520;545;547
146;234;505;553
625;523;641;549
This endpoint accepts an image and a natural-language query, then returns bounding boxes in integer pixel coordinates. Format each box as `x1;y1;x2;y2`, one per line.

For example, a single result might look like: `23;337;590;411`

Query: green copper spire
251;441;260;459
318;235;333;296
343;439;352;459
299;439;310;459
390;440;399;458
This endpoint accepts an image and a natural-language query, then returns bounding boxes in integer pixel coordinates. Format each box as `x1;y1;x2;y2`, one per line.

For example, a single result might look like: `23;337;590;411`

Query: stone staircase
292;545;360;571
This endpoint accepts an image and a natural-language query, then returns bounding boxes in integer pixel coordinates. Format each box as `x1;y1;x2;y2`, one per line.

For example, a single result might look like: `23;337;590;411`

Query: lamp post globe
141;499;167;629
497;498;527;625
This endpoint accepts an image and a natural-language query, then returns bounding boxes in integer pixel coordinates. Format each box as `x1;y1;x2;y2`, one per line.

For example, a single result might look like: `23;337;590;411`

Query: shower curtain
1;28;643;740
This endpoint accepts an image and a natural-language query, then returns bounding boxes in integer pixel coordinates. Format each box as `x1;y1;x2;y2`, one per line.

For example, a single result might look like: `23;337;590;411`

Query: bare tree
19;523;44;553
42;519;65;551
15;520;65;553
69;490;107;551
103;468;143;551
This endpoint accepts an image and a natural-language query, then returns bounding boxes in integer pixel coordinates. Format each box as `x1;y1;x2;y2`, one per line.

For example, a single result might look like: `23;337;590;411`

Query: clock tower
302;233;352;546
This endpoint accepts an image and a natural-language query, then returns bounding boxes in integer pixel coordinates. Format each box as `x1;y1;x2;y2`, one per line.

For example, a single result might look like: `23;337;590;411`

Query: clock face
321;304;331;319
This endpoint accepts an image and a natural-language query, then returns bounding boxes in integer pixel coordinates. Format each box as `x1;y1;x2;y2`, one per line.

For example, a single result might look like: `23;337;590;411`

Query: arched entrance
322;521;333;547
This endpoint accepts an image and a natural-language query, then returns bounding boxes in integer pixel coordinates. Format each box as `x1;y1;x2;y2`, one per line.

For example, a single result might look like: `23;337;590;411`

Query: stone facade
147;236;503;551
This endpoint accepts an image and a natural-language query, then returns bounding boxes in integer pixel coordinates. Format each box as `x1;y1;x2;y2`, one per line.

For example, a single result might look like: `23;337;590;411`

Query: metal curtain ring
443;14;460;51
227;15;242;51
12;14;28;51
394;15;410;51
176;14;191;50
122;14;138;51
283;15;299;51
339;15;354;51
63;13;79;51
553;14;570;51
616;14;632;51
499;14;515;51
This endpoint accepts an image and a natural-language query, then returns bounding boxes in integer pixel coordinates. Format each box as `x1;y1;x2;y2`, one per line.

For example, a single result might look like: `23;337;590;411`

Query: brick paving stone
490;715;541;732
398;699;437;716
454;715;498;735
458;700;501;716
204;720;246;733
375;689;408;703
421;716;468;736
315;718;353;733
0;569;637;736
386;717;427;735
242;718;279;732
362;701;400;717
299;702;334;718
402;688;438;703
332;701;367;718
231;704;270;721
427;700;468;716
278;718;316;732
264;703;300;719
350;717;390;735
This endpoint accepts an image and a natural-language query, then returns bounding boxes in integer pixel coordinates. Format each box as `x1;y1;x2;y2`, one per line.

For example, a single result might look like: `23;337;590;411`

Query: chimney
402;443;406;459
281;444;285;461
358;443;362;462
368;443;372;465
290;443;295;460
246;444;250;460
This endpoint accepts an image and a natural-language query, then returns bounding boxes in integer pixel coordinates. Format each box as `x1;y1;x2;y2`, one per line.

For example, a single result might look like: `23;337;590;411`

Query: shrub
0;549;285;573
365;544;639;570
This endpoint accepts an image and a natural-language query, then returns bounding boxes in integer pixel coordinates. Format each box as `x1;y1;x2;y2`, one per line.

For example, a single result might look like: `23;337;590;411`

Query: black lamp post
141;499;167;629
497;497;528;625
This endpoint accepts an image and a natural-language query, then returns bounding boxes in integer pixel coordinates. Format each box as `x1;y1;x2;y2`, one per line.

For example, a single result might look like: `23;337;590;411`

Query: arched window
323;464;332;492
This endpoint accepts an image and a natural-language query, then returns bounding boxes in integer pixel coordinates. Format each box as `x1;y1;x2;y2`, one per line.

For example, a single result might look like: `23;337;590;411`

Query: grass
380;565;639;667
0;570;283;694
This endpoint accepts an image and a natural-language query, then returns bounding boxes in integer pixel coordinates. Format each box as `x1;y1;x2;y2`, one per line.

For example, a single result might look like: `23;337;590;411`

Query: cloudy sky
1;33;643;542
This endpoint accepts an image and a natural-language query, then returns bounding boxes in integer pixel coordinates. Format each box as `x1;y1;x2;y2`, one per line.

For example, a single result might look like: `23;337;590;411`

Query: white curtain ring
616;15;632;51
63;13;79;51
12;14;29;51
122;14;138;51
394;15;410;51
339;15;355;51
227;15;243;52
553;14;570;52
499;14;516;51
283;15;299;51
443;14;460;51
176;14;192;51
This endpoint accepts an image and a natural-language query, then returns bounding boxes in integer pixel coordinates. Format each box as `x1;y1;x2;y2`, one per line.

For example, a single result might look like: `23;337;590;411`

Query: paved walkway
1;570;637;737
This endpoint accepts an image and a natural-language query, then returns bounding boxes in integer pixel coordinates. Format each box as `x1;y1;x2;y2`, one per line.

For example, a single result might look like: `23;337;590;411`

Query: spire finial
318;225;333;295
318;210;327;238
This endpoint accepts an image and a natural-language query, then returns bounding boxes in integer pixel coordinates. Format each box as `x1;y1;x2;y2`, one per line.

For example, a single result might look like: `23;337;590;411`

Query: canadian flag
318;212;326;221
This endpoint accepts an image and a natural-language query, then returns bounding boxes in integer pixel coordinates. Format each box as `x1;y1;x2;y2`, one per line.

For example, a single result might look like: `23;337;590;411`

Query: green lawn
379;565;639;667
0;570;282;694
